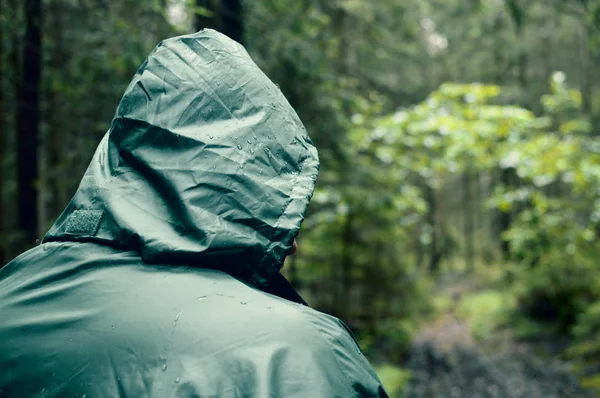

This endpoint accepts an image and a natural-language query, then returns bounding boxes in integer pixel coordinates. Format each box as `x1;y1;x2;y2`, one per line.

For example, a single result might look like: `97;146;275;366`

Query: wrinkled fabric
0;29;388;397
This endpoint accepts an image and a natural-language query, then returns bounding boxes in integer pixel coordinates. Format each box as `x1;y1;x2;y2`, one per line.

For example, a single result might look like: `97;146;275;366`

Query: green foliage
372;364;412;397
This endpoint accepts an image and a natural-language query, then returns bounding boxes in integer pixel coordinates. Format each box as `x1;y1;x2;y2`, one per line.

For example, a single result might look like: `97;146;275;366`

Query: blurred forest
4;0;600;395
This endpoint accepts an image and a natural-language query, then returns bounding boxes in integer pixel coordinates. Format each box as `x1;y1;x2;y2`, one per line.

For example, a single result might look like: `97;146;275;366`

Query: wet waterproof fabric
0;30;388;397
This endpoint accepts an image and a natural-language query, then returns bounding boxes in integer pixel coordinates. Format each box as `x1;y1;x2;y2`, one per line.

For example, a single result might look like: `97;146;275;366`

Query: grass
456;290;516;340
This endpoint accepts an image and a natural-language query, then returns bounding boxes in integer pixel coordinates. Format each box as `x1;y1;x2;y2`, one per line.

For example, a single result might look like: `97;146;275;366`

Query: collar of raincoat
42;29;320;287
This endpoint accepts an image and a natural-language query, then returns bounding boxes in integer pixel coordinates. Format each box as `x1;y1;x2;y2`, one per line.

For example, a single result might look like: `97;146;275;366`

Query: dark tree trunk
194;0;219;32
195;0;243;44
221;0;243;44
499;168;512;258
48;0;68;220
337;211;353;320
463;170;474;272
0;8;5;265
16;0;42;247
426;183;441;272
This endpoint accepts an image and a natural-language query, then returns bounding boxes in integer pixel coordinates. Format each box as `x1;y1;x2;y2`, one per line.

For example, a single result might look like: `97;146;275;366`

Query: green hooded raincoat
0;30;388;398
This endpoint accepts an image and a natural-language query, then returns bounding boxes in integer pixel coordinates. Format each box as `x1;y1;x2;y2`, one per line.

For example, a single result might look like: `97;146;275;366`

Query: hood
43;29;320;286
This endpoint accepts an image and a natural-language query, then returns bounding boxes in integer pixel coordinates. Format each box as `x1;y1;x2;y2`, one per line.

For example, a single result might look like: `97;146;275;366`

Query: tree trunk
426;183;441;272
194;1;243;44
220;0;243;44
338;211;353;320
48;0;69;220
579;19;592;115
499;168;513;259
0;7;5;265
194;0;219;32
463;169;474;272
16;0;42;248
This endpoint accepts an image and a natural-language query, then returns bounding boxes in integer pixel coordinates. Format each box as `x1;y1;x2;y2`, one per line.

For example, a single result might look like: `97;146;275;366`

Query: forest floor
397;272;597;398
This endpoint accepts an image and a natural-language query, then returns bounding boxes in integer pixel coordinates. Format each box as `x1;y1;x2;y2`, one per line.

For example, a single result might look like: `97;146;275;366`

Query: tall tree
221;0;243;44
0;0;5;265
195;0;243;44
16;0;42;247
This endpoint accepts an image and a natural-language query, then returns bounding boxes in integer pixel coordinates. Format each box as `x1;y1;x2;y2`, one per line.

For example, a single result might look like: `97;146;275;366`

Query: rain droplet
111;324;116;330
162;362;168;371
250;149;255;154
212;165;217;170
209;135;214;139
197;296;207;300
175;377;180;383
216;82;221;86
234;136;238;140
240;301;247;305
253;136;258;141
266;306;273;310
247;139;252;144
173;310;183;327
267;135;272;139
237;144;242;150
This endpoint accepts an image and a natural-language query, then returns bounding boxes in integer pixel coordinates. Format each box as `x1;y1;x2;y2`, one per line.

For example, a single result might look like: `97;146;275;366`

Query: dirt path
399;277;596;398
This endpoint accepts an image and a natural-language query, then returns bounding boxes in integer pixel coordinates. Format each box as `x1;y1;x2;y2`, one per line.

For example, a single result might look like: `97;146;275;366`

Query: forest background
4;0;600;394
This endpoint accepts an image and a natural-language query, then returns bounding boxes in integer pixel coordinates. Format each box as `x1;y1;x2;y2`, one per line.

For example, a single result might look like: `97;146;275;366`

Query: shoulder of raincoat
0;29;388;398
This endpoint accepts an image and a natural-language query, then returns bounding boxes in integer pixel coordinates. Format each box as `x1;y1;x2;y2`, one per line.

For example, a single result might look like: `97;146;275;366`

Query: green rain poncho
0;30;388;397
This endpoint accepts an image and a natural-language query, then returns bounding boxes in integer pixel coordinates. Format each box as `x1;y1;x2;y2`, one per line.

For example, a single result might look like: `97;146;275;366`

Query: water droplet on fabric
111;324;116;330
162;362;167;371
237;144;242;150
247;139;252;144
253;136;258;141
267;135;272;139
234;136;238;140
216;82;221;86
212;165;217;170
175;378;180;383
197;296;207;300
250;149;255;154
266;306;272;310
173;310;183;327
240;301;247;305
209;135;213;139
